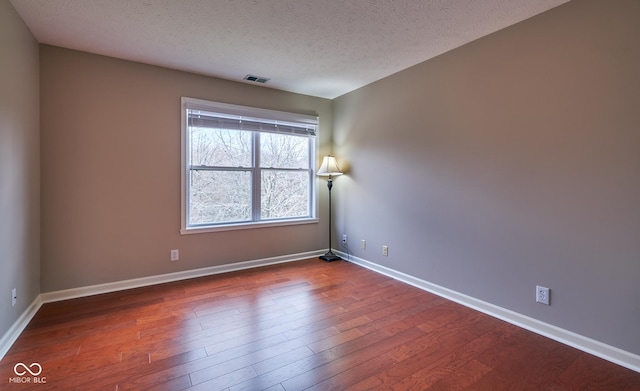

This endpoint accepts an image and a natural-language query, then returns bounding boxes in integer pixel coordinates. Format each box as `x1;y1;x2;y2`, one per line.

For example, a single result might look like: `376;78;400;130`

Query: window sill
180;217;319;235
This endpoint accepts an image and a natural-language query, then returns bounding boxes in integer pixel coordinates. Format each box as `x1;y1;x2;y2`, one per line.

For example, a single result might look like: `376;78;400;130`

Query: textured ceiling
10;0;569;99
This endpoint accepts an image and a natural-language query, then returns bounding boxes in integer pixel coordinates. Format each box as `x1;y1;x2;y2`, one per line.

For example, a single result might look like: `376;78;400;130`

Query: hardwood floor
2;259;639;390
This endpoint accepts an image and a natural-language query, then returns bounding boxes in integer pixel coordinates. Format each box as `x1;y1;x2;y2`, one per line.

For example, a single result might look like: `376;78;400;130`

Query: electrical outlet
342;234;347;245
360;239;366;250
536;285;550;305
12;288;17;307
170;249;179;261
382;245;389;256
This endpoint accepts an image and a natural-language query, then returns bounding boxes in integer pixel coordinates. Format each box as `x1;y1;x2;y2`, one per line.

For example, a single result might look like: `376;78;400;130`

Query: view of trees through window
188;126;312;226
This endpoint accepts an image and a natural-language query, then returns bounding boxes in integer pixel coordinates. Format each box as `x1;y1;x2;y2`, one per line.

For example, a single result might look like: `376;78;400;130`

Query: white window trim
180;97;319;235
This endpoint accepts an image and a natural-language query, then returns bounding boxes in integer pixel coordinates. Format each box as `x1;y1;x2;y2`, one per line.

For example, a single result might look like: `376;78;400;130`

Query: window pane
261;170;310;219
189;170;251;224
183;98;318;231
190;127;252;167
260;133;308;169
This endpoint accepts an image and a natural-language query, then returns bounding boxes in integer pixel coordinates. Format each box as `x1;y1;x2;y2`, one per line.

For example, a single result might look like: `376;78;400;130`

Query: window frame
180;97;318;234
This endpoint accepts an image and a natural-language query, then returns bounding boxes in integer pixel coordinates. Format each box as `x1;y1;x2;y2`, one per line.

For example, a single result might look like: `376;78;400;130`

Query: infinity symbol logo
14;362;42;376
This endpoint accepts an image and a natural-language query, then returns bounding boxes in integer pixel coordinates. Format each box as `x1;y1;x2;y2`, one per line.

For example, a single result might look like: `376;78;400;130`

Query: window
181;97;317;233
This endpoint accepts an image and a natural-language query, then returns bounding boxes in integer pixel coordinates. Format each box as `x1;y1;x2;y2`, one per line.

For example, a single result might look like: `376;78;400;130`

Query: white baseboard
40;250;323;303
339;251;640;374
1;250;323;361
0;295;42;361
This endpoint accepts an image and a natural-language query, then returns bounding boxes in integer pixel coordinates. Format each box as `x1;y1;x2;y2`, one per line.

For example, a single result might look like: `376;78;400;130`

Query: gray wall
40;46;332;292
0;0;40;338
333;0;640;355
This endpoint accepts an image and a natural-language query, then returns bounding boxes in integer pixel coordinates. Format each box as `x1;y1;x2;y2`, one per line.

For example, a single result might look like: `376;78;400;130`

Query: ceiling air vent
243;74;270;84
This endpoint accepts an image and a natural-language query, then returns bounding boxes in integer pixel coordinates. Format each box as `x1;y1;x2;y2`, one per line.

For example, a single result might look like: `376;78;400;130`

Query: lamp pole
320;176;340;261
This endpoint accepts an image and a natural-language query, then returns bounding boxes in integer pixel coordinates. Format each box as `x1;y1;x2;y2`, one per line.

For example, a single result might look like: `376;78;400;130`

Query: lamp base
319;250;341;262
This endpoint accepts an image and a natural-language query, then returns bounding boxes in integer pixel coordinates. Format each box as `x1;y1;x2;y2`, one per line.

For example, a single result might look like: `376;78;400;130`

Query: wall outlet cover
536;285;550;305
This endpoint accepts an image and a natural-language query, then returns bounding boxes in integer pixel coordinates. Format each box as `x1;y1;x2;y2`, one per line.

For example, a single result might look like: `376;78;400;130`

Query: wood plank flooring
1;259;639;390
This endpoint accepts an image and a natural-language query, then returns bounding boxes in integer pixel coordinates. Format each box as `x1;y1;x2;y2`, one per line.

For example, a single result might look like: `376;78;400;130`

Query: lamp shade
317;156;343;177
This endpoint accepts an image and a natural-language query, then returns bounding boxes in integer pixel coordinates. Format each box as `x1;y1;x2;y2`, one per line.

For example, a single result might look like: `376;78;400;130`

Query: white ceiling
10;0;569;99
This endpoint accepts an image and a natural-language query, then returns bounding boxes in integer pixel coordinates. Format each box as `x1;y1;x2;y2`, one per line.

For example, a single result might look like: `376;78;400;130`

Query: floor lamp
317;156;343;262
